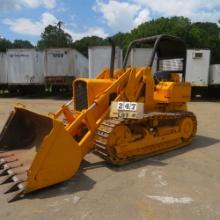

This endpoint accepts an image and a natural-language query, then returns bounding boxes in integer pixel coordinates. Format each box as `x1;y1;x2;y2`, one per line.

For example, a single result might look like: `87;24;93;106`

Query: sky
0;0;220;45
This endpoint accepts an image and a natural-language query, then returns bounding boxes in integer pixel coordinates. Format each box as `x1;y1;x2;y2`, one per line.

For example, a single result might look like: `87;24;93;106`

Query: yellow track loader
0;35;197;202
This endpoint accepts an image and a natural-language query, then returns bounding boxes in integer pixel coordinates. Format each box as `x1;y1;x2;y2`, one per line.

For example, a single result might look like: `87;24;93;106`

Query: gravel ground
0;98;219;220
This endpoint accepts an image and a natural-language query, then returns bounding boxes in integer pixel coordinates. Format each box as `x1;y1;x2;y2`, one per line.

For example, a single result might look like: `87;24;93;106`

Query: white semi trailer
127;48;153;67
88;46;123;78
126;48;211;97
185;49;210;97
44;48;88;91
126;48;159;72
209;64;220;96
6;49;45;93
0;53;7;90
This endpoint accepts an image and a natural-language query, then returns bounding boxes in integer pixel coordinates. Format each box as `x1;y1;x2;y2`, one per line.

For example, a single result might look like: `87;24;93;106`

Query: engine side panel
154;82;191;103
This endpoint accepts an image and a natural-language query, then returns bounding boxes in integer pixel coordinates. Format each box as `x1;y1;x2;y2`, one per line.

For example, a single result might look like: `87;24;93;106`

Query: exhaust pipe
108;38;116;79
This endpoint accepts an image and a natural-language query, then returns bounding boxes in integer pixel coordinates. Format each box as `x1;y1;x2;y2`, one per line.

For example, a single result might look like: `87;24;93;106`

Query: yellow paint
154;81;191;103
0;50;197;195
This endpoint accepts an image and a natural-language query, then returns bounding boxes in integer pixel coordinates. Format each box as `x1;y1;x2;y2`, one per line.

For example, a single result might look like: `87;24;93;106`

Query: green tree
111;32;132;51
72;36;106;57
12;39;34;48
0;38;12;52
37;17;220;63
114;16;220;63
185;22;220;63
37;24;72;49
130;17;191;41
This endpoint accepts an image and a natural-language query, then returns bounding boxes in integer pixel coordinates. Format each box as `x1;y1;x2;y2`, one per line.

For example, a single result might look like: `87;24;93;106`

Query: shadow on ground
19;134;219;202
24;172;96;202
82;135;220;172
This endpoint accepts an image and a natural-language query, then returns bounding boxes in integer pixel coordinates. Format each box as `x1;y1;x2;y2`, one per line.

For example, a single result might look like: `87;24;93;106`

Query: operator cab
123;35;186;84
123;35;190;103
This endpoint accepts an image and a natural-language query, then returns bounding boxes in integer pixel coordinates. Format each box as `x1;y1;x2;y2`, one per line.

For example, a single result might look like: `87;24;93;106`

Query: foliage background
0;17;219;63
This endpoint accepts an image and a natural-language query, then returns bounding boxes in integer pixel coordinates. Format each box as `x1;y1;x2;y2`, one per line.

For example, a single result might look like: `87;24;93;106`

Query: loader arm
54;67;135;157
0;65;149;202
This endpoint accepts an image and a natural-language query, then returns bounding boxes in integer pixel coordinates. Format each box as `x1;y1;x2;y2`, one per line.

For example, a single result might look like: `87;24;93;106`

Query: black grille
74;81;88;111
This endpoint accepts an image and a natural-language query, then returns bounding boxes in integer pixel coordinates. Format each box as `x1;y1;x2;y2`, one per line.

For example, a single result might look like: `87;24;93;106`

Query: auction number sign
110;101;144;119
117;102;137;111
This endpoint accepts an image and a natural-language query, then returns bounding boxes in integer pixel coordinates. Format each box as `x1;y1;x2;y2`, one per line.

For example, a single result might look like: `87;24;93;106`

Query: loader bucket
0;107;82;202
